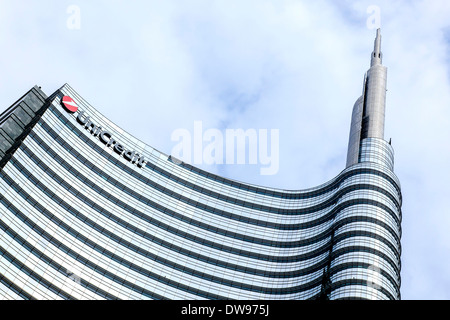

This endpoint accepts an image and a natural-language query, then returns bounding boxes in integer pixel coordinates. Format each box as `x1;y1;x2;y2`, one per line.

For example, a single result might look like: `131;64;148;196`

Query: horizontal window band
0;222;121;300
174;159;401;202
0;166;331;282
21;139;401;234
3;156;403;285
6;154;402;283
0;185;325;297
7;156;335;269
333;216;401;249
330;245;400;276
333;230;400;262
9;156;401;250
0;271;36;300
0;244;76;300
328;261;400;298
0;194;222;300
328;278;396;300
2;162;400;296
8;156;337;263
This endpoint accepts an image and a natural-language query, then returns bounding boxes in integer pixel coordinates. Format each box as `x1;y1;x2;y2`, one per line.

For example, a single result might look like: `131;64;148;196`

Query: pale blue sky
1;0;449;299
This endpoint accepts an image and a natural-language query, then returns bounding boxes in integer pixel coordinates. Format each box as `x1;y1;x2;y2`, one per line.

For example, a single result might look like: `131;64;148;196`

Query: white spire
371;28;382;66
346;28;388;167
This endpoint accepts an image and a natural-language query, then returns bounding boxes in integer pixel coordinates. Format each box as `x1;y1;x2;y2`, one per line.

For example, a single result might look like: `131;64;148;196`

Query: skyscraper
0;29;401;300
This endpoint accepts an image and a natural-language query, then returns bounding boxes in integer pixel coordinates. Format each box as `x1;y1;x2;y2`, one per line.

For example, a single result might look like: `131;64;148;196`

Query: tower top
371;28;382;66
346;28;388;167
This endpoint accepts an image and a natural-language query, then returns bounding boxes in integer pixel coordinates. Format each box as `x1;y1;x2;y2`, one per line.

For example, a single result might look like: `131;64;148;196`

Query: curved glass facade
0;30;402;300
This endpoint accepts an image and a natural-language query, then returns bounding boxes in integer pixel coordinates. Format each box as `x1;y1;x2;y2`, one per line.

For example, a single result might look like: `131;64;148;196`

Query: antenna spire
371;28;382;66
346;28;388;167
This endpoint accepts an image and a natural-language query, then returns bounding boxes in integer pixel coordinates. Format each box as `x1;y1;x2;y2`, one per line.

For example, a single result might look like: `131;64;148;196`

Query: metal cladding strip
0;182;223;300
19;140;402;265
0;169;325;297
5;156;401;297
0;220;120;300
0;243;76;300
4;150;399;298
330;280;394;300
16;145;332;268
328;260;399;294
13;145;401;279
19;140;402;261
15;145;400;254
0;272;36;300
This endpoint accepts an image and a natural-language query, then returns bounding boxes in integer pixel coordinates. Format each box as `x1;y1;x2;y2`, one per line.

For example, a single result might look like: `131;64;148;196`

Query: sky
0;0;449;300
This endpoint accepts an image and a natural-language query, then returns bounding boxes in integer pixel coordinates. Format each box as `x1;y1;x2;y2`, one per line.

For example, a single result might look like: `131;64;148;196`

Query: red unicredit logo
61;96;78;113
